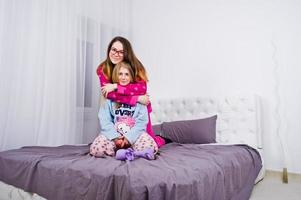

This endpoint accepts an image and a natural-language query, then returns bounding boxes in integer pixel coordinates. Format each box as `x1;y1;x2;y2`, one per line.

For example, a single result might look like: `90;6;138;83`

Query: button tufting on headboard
151;96;262;150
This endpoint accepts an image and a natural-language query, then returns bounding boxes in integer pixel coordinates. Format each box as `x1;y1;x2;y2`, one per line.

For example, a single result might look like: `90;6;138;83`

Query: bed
0;96;264;200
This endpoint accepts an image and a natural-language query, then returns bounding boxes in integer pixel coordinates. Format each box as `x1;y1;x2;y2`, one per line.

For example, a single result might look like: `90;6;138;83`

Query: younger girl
90;62;158;157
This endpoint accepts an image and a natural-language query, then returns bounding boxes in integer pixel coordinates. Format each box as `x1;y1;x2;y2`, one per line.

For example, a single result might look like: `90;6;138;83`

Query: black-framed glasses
110;47;124;57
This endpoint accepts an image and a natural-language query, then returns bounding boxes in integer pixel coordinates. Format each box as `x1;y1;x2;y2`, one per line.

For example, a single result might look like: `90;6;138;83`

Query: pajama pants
90;132;158;157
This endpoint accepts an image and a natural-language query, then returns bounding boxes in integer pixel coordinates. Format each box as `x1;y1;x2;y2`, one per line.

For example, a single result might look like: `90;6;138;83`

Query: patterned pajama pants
90;132;158;157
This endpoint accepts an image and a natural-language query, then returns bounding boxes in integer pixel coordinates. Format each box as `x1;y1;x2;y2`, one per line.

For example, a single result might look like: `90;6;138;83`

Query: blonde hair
99;62;134;108
112;62;134;84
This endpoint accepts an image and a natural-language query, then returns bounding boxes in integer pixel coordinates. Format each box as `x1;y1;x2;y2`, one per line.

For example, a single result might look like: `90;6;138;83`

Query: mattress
0;143;262;200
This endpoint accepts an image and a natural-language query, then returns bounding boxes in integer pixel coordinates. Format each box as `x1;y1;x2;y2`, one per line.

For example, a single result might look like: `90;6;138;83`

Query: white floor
250;171;301;200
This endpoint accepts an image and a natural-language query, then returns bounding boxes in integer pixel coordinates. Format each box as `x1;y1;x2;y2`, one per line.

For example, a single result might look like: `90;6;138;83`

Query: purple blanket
0;143;262;200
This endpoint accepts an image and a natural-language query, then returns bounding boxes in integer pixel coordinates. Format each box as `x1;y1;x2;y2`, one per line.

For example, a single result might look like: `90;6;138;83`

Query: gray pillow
154;115;217;144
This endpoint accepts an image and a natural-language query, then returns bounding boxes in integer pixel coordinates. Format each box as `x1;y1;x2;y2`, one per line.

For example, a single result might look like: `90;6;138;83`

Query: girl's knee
90;147;105;157
133;132;159;153
90;134;115;157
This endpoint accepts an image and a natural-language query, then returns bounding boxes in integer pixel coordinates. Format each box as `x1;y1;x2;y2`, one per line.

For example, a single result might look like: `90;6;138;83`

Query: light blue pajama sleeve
98;100;120;140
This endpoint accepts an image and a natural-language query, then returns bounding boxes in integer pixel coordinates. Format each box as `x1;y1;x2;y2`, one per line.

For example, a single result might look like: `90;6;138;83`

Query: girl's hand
101;83;117;97
122;138;130;149
114;138;124;149
138;94;150;105
114;136;130;149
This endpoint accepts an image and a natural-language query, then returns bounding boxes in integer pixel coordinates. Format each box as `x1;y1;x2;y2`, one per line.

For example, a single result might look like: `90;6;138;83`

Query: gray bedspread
0;143;262;200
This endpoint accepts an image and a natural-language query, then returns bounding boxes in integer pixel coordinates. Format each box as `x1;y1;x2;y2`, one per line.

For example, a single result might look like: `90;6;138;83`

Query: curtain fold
0;0;132;151
0;0;83;150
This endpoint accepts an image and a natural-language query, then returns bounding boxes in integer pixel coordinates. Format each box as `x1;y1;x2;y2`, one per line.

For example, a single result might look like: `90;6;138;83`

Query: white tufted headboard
151;96;262;150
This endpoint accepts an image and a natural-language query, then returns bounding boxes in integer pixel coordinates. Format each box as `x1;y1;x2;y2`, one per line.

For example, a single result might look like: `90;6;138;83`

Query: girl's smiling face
109;41;124;64
118;66;132;86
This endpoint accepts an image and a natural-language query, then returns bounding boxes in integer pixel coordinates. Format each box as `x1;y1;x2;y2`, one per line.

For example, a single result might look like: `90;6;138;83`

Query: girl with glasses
96;36;166;149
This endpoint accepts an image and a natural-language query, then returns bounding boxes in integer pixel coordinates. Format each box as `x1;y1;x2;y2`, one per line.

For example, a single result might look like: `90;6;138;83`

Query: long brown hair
96;36;148;82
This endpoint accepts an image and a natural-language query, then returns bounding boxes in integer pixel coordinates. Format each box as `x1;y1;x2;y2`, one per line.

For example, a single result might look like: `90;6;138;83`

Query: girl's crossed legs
90;132;158;157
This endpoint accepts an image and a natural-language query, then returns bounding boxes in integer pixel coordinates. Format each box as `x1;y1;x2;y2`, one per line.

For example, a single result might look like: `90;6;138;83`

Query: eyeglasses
110;47;124;57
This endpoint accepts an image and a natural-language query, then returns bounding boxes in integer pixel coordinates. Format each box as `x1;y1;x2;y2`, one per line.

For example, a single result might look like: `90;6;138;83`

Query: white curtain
0;0;83;150
0;0;132;151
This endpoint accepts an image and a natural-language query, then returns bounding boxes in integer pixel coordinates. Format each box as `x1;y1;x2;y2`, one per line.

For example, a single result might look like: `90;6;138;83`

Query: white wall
130;0;301;173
